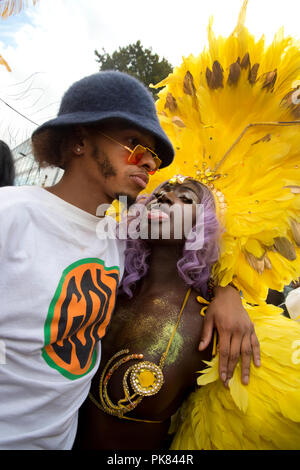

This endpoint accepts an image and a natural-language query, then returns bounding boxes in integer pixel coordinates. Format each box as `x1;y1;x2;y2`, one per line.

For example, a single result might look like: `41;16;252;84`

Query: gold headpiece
143;0;300;303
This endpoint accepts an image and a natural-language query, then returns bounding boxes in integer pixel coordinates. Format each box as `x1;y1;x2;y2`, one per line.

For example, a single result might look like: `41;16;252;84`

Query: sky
0;0;299;149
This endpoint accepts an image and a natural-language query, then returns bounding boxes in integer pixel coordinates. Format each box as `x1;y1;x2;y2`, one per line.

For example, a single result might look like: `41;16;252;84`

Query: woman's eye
154;191;165;200
179;195;194;204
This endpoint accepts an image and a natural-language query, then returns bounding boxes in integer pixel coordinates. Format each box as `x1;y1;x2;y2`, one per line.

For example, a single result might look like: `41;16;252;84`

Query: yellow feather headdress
145;0;300;303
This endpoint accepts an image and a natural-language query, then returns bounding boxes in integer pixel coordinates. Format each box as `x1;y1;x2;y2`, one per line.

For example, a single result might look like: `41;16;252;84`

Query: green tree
95;40;173;98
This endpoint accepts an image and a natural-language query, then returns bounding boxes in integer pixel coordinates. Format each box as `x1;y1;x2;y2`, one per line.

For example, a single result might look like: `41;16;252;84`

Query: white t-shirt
0;186;125;450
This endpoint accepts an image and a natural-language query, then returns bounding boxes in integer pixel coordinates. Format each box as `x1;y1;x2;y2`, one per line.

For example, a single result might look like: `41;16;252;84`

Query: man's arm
198;284;261;387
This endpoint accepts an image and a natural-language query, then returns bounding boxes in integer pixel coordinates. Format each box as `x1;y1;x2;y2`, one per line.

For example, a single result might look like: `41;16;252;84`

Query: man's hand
198;285;260;386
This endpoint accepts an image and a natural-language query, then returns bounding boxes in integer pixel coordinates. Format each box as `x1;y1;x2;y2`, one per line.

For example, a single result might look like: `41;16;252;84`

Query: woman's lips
147;208;170;221
130;174;148;189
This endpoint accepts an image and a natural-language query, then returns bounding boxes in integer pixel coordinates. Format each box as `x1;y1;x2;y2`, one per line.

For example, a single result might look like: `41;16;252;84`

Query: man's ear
74;145;83;155
70;126;86;156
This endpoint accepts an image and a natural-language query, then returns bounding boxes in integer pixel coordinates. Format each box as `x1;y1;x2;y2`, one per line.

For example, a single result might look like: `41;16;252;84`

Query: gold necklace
90;288;192;422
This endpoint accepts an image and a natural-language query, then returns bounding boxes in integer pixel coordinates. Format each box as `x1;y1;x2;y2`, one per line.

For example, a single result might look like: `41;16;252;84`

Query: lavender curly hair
119;178;220;298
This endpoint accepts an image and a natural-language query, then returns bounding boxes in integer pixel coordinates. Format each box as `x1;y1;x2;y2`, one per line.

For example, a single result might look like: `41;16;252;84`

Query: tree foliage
95;40;173;98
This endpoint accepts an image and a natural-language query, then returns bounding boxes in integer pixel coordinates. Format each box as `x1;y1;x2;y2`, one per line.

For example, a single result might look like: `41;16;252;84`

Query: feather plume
0;1;39;71
0;0;39;18
0;53;11;71
149;0;300;303
171;302;300;450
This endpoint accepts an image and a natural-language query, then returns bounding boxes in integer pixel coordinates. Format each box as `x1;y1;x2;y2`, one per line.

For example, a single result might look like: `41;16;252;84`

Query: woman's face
141;180;202;244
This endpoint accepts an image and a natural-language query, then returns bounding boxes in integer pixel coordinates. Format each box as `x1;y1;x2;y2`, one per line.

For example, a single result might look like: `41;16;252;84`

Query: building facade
12;138;63;187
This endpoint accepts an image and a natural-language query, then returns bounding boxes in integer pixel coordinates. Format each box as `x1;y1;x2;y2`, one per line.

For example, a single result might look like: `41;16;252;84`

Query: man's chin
114;192;137;207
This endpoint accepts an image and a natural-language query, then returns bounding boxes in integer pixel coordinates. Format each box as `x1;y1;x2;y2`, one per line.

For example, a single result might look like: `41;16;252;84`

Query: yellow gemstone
138;370;156;388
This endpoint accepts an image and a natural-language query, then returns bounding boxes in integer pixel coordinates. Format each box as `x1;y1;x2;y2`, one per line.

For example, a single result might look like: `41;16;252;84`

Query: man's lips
130;173;149;189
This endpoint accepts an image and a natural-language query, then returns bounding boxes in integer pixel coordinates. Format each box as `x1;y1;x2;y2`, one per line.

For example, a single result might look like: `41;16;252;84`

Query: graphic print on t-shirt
42;258;119;380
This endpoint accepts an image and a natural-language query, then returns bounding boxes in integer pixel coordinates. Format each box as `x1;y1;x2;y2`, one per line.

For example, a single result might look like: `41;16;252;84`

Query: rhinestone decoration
169;174;189;185
130;361;164;396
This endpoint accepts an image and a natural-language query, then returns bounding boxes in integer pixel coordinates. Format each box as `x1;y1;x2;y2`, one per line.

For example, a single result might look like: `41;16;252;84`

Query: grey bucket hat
32;71;174;168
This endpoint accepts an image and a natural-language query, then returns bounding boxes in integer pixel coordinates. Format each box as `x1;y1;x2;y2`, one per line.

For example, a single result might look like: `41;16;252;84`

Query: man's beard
92;145;117;178
92;145;137;207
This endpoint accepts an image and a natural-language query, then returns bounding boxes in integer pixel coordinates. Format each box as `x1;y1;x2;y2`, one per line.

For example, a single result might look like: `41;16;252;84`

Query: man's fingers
241;335;253;385
226;334;242;382
218;332;231;383
225;329;260;387
198;316;214;350
251;330;261;367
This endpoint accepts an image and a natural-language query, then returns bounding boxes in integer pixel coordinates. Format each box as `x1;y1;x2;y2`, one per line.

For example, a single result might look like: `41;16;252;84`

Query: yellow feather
0;53;11;71
0;1;39;18
171;303;300;450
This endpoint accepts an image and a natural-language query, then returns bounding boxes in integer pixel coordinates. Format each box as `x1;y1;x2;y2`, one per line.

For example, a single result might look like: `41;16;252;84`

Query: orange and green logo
42;258;119;380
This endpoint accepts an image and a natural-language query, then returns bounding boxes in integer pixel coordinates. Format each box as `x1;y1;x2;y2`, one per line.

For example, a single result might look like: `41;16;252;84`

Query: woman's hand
198;285;260;387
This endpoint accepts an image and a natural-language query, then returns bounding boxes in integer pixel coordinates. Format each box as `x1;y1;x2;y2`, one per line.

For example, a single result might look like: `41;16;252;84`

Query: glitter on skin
107;296;185;367
147;322;184;367
130;298;185;367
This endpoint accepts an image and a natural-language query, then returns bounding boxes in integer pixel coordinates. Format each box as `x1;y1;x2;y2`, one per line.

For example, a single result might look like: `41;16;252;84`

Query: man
0;71;258;450
0;71;174;450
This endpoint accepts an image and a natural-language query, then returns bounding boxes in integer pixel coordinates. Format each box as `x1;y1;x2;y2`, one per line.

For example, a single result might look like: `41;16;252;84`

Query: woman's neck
140;243;186;294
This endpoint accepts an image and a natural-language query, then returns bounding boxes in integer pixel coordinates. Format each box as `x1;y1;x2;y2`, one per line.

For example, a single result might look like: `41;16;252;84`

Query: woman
75;177;262;450
76;176;300;450
76;2;300;449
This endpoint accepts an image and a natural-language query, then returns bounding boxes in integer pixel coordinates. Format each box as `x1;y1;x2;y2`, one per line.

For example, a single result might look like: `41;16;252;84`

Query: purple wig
119;179;220;298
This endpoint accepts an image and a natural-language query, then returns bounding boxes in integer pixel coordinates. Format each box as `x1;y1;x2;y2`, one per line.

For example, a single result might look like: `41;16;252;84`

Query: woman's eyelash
155;191;166;199
180;195;194;203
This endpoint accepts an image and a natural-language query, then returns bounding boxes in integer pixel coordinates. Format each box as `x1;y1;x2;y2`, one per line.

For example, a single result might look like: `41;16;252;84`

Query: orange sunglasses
97;131;162;175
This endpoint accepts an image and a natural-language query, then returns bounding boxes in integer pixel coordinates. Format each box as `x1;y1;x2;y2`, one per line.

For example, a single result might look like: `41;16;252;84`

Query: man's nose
137;150;157;173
